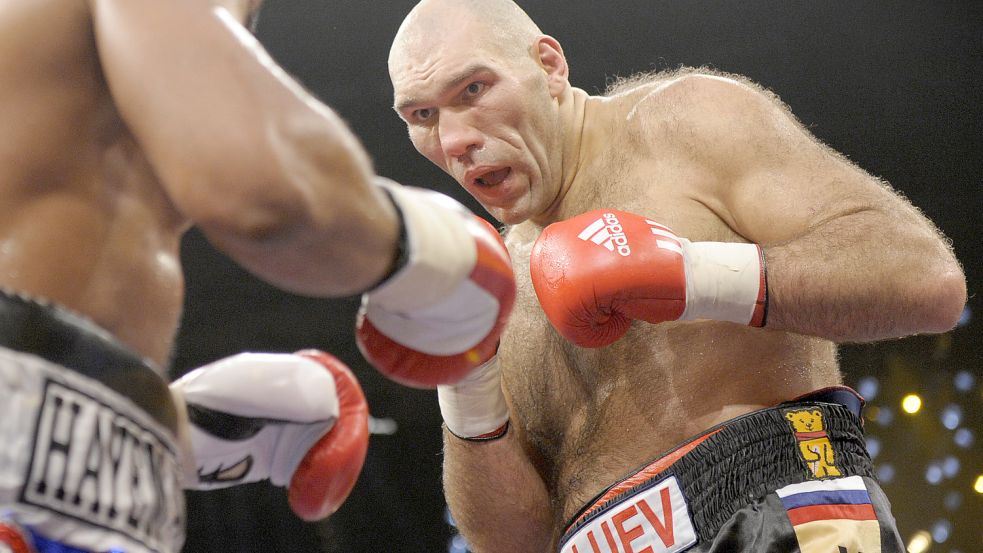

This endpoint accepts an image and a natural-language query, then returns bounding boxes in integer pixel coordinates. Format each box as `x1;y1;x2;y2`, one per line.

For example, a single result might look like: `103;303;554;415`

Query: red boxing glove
356;182;515;388
289;350;369;521
531;209;767;348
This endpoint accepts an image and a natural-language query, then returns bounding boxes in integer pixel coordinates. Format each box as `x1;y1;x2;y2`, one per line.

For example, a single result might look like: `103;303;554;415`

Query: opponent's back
0;0;187;367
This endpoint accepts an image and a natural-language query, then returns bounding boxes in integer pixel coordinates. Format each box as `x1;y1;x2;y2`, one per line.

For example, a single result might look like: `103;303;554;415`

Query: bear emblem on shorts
785;409;842;478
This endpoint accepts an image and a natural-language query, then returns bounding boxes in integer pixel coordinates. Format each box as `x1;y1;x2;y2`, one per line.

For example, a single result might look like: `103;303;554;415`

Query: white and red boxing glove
356;181;516;388
169;350;369;521
531;209;767;348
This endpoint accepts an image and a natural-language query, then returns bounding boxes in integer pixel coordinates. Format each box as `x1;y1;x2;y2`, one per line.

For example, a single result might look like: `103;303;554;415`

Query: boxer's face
390;21;564;225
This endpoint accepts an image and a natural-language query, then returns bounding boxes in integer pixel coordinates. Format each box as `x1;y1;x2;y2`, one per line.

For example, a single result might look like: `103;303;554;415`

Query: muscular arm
88;0;398;296
665;74;966;342
443;428;554;553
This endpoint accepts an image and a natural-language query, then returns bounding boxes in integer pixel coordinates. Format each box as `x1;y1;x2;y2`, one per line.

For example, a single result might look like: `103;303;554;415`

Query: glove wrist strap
363;180;410;294
445;420;510;442
680;241;768;326
364;180;477;312
437;356;509;439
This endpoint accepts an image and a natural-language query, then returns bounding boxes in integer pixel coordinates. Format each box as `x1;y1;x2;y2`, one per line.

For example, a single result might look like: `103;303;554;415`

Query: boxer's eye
413;108;435;122
464;82;486;98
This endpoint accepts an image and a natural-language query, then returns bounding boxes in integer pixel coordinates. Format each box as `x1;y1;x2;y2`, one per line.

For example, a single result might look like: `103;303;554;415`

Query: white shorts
0;347;184;553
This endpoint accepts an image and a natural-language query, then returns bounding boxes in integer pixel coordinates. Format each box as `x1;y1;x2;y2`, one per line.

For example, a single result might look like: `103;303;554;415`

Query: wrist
365;179;476;312
680;241;768;326
437;356;509;440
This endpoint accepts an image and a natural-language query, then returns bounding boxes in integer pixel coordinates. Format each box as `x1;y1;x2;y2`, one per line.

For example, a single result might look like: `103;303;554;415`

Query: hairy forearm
763;207;966;343
443;429;553;553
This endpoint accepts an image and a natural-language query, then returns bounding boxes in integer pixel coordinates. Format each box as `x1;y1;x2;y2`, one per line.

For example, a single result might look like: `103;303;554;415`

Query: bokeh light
876;406;895;427
953;370;975;393
857;376;879;401
941;404;963;430
902;394;922;414
906;530;931;553
866;435;881;459
943;491;962;511
954;428;974;449
942;456;960;479
931;519;952;543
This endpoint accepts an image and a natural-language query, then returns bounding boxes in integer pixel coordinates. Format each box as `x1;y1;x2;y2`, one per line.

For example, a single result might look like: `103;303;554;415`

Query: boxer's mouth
468;167;511;187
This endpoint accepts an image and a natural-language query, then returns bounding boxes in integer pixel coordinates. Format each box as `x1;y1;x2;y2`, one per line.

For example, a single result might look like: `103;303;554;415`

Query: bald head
389;0;543;73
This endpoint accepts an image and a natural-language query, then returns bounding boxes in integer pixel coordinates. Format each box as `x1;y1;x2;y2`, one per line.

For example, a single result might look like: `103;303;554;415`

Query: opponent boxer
0;0;513;551
387;1;967;551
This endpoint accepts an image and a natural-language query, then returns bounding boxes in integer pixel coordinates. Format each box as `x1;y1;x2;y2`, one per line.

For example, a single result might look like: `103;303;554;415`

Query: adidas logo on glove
577;212;632;256
577;213;684;258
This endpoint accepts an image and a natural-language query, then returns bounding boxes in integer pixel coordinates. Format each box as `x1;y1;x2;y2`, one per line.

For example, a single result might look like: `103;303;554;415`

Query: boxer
386;1;966;551
0;0;513;550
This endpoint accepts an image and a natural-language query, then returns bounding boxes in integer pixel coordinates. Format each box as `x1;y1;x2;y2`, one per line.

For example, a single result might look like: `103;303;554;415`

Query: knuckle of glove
287;352;369;521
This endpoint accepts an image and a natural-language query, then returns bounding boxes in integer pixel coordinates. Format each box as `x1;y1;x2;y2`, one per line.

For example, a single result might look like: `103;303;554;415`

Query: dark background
171;1;982;551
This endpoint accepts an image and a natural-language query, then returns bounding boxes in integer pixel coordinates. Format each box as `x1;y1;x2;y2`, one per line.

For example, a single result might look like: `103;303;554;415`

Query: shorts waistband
0;290;177;433
561;387;872;547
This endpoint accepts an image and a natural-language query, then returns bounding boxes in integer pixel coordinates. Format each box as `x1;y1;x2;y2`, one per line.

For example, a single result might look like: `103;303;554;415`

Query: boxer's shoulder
599;68;784;141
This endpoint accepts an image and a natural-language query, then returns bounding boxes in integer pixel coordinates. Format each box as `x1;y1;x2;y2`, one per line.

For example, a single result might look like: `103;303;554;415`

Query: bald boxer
387;1;967;552
0;0;512;551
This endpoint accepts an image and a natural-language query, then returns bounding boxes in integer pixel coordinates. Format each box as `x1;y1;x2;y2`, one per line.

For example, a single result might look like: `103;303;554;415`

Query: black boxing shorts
558;387;904;553
0;291;184;553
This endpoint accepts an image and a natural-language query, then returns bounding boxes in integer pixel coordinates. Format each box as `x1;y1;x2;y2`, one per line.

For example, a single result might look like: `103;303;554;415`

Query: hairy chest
500;148;733;459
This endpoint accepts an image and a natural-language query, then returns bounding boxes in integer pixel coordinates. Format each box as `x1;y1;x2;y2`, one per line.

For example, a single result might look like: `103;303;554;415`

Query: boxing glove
356;181;516;388
531;209;767;348
169;350;369;521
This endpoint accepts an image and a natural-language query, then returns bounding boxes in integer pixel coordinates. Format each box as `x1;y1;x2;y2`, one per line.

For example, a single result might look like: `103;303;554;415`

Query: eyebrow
394;63;494;113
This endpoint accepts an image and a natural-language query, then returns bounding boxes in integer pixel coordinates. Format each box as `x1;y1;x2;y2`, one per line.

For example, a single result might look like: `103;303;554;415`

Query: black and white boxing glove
169;350;368;520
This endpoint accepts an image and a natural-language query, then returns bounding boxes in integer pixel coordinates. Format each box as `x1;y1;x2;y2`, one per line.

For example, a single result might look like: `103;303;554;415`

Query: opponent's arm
88;0;398;295
678;74;966;342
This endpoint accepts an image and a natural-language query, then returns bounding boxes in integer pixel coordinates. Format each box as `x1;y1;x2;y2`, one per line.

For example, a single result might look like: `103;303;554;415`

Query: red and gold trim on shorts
559;430;723;553
568;430;720;531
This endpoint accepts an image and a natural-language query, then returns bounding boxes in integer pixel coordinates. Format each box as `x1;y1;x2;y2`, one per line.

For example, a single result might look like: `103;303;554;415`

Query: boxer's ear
533;35;568;98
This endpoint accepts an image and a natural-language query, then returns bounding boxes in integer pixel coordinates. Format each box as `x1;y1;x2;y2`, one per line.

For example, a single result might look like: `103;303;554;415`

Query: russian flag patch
776;476;882;553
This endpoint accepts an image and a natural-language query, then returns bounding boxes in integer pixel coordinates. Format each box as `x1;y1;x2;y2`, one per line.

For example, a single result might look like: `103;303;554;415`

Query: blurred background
170;1;981;551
